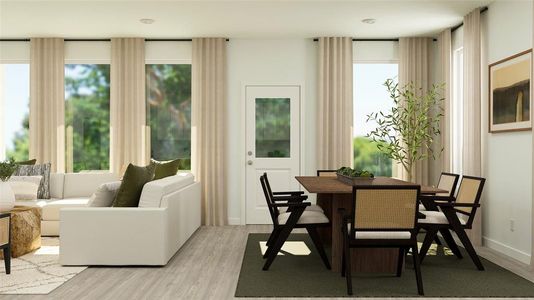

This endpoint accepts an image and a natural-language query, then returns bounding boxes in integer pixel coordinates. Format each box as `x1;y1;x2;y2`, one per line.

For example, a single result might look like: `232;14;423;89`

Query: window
146;64;192;170
65;64;110;172
451;48;464;175
353;63;398;176
0;64;30;161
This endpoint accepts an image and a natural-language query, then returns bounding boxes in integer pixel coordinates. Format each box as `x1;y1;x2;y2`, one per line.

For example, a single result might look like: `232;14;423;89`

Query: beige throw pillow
88;181;122;207
8;176;43;200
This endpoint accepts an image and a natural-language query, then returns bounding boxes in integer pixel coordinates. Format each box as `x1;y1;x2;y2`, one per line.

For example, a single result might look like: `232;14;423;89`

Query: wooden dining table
295;176;447;273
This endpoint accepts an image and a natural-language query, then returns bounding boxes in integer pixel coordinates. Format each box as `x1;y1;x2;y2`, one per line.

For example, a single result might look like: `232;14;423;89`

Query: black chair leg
3;247;10;274
434;237;442;245
396;248;405;277
266;229;276;246
419;227;438;263
306;226;331;270
454;226;485;271
439;229;463;259
263;226;293;271
343;235;352;295
263;228;282;259
412;243;424;296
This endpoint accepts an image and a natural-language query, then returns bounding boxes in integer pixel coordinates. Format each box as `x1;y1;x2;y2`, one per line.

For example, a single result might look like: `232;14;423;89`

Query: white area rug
0;237;87;294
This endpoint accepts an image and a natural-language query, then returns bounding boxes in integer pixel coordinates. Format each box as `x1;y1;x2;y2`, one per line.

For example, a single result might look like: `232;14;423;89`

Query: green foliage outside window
146;64;192;170
65;64;110;172
353;136;392;177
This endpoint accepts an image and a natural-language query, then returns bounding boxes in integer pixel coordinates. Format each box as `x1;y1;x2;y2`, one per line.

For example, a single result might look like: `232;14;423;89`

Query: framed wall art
489;49;532;133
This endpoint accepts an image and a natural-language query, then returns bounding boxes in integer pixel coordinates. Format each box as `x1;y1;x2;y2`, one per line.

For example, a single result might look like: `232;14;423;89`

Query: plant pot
0;181;15;212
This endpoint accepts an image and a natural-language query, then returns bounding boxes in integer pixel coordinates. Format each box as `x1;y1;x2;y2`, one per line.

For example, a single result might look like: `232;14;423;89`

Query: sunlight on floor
417;241;454;256
34;245;60;255
259;241;311;256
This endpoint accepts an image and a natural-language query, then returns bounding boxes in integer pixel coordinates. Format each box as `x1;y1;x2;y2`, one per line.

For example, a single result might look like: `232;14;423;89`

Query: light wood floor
1;225;533;300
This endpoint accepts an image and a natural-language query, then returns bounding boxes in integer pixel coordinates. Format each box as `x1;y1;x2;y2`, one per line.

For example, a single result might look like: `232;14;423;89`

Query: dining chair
259;174;331;271
340;185;423;296
417;175;486;270
317;169;338;177
0;212;11;274
263;173;324;215
419;172;460;212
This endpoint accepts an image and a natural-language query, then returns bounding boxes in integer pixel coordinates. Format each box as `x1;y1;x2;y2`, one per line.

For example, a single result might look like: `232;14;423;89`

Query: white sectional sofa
59;173;201;266
15;172;119;236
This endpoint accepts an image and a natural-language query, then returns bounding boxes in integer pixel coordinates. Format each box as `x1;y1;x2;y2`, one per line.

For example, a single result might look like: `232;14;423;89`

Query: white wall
226;39;317;224
482;0;533;264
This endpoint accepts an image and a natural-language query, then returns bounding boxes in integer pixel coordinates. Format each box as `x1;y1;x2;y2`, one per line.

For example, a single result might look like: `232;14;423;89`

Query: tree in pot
0;159;18;212
366;79;444;183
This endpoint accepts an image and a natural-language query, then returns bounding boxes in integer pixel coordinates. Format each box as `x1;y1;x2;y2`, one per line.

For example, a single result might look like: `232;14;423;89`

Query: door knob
247;160;253;165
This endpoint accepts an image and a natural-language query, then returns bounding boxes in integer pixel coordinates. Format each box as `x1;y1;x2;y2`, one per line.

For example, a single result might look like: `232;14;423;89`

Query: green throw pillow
16;159;37;165
112;163;155;207
151;159;180;180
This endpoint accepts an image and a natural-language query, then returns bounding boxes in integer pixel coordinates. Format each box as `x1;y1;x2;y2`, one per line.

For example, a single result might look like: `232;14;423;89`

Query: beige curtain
110;38;147;174
398;37;433;185
438;29;452;173
29;38;65;173
317;37;353;169
192;38;227;226
463;8;482;246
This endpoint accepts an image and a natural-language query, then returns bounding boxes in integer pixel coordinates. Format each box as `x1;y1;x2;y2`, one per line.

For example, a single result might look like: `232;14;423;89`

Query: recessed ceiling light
362;18;376;24
140;18;155;25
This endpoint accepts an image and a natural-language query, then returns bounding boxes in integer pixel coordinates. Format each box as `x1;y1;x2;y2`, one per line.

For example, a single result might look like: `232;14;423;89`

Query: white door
245;85;301;224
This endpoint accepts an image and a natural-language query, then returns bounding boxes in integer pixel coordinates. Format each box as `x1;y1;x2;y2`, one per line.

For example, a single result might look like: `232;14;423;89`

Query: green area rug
235;233;534;297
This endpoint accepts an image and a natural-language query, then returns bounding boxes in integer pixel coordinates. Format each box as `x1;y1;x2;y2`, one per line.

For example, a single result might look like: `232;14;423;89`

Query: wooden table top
295;176;446;195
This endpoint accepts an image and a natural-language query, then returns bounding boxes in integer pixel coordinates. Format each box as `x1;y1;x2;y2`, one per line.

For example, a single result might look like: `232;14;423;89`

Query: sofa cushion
63;172;118;198
50;173;65;199
88;181;122;207
113;164;155;207
151;159;180;180
42;198;90;221
138;173;194;208
8;175;42;200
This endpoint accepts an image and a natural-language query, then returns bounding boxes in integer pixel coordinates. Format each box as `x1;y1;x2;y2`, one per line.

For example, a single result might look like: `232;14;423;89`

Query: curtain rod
312;38;437;42
0;38;230;42
451;6;488;33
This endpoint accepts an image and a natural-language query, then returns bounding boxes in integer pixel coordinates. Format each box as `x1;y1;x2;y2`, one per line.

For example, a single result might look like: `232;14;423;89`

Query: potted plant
366;80;444;182
0;158;18;212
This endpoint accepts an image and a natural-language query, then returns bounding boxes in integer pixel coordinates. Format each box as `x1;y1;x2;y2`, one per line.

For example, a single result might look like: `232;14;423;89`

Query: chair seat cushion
278;210;329;225
418;204;426;211
355;231;412;240
419;211;467;225
278;204;323;214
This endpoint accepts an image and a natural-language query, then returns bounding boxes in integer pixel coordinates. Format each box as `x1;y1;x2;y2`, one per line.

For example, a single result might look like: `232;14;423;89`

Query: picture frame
488;49;532;133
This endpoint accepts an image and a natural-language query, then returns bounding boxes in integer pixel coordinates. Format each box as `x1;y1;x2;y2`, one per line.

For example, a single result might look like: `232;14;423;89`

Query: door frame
240;83;307;225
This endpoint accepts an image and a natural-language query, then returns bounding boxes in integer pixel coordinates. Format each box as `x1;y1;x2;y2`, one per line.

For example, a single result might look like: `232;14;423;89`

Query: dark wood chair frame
339;185;424;296
260;173;331;271
419;172;460;247
0;212;11;274
417;175;486;271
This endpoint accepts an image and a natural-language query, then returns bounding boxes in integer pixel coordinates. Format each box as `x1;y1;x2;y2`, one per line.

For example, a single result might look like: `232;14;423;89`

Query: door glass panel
255;98;290;158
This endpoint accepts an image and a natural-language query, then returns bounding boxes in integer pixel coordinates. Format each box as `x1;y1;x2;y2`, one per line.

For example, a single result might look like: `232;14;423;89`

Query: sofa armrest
60;207;169;266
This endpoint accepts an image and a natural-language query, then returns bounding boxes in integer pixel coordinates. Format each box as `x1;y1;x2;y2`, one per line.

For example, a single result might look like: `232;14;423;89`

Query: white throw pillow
8;175;43;200
88;181;122;207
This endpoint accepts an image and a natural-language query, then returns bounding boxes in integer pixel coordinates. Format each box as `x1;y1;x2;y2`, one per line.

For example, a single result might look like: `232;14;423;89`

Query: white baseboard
483;236;531;265
228;217;241;225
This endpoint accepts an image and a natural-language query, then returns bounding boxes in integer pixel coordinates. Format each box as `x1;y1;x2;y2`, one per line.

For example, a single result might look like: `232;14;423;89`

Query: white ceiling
0;0;493;39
